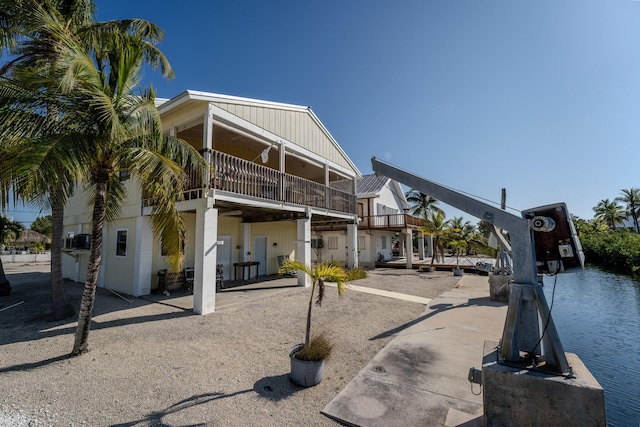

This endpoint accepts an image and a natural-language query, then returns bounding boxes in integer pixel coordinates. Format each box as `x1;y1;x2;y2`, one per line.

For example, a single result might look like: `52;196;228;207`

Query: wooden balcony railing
359;214;427;229
186;150;356;215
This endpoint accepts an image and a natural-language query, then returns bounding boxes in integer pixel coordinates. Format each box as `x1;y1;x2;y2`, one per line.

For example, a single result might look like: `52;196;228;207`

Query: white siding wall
213;102;352;171
249;221;297;274
102;218;138;295
373;183;402;216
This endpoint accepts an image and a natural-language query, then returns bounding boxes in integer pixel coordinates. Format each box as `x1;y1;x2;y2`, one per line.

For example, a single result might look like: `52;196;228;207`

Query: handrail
187;150;356;215
358;213;427;229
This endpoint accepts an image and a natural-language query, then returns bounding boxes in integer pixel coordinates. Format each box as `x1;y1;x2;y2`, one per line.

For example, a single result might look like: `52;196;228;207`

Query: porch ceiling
214;200;351;226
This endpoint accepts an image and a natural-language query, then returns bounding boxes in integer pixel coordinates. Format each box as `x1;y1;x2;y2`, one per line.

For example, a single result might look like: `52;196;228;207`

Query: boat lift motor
371;157;584;374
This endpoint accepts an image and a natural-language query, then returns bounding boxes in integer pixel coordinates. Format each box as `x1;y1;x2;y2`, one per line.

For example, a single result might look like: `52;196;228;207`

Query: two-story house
311;174;428;268
61;90;360;314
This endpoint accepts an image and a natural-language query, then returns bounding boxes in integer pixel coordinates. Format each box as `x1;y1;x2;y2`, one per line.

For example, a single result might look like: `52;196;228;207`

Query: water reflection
544;266;640;427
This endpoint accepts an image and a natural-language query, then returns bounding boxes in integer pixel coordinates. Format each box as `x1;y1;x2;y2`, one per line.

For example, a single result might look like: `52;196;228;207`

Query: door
254;236;267;276
217;235;232;280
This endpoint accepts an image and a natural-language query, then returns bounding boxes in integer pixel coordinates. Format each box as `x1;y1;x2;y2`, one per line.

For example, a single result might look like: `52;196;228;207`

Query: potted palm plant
279;259;349;387
448;239;467;276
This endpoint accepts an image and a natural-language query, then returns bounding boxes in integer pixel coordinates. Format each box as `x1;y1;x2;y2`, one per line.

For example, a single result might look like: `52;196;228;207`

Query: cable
524;270;559;363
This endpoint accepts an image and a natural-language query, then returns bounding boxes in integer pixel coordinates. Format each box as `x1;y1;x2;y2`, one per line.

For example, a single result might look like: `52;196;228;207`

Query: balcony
186;150;356;215
359;213;427;230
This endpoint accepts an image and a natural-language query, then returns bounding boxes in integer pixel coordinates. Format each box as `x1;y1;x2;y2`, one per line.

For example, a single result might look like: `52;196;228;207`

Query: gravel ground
0;264;460;427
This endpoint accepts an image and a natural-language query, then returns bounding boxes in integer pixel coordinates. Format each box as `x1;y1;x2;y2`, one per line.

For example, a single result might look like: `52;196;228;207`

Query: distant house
61;90;361;314
312;174;427;267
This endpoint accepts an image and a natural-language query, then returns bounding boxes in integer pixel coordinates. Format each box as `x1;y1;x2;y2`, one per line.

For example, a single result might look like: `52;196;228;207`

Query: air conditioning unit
73;234;91;250
311;238;323;249
63;238;74;250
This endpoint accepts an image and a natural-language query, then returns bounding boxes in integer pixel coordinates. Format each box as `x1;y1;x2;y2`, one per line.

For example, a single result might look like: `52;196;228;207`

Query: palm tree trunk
305;283;316;348
0;257;10;296
50;187;75;320
72;178;107;356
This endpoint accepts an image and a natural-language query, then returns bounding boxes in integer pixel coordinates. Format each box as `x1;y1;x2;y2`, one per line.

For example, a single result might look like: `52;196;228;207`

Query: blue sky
6;0;640;226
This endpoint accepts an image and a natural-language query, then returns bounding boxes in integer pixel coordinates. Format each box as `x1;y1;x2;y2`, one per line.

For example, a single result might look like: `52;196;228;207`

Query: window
328;236;338;250
358;236;365;250
116;230;127;257
381;235;387;250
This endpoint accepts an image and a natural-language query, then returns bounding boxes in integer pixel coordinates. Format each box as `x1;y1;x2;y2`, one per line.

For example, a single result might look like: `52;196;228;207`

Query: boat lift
371;157;584;374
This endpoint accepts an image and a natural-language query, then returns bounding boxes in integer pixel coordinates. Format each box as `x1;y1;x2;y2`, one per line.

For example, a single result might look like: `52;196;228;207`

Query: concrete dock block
481;340;606;426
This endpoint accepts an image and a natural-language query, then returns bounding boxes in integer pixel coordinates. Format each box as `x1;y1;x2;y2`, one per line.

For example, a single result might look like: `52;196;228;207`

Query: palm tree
1;0;104;320
593;199;626;231
1;2;208;354
615;188;640;233
60;26;207;356
278;260;349;350
405;189;444;218
419;210;450;268
0;0;95;319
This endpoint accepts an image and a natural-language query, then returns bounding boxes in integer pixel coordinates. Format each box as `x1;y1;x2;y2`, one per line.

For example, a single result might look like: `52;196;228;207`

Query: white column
427;235;434;258
203;103;214;150
132;216;153;296
405;229;413;269
296;210;312;287
193;200;217;315
417;234;425;261
242;223;251;262
346;222;358;268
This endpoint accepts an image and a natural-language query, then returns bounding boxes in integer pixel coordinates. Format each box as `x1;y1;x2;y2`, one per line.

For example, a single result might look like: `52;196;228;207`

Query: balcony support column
417;233;425;261
242;223;251;262
193;199;217;315
346;221;358;268
296;208;312;287
427;235;434;258
405;229;413;269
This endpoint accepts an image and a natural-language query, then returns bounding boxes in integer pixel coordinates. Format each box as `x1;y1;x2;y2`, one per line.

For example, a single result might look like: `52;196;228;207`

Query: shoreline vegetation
580;230;640;276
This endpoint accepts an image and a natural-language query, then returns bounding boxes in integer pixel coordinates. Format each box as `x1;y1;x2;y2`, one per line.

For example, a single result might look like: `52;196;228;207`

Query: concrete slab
323;274;508;427
142;276;298;311
327;282;432;305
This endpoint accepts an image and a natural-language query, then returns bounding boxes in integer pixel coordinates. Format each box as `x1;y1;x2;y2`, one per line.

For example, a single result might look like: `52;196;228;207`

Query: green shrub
345;266;367;281
581;230;640;273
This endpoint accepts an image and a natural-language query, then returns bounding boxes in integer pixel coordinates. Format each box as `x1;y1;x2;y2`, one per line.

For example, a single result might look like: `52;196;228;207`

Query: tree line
573;187;640;274
405;190;496;268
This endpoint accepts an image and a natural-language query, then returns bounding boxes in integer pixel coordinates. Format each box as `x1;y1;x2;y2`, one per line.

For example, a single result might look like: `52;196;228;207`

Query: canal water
543;265;640;427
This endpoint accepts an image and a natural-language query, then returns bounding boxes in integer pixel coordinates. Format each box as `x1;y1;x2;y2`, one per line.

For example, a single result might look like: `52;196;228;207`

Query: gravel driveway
0;263;460;426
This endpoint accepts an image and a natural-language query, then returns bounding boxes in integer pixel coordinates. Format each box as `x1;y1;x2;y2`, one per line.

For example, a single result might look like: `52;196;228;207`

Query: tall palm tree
615;188;640;233
0;0;96;320
2;2;208;354
405;189;444;218
59;22;208;356
593;199;626;231
419;210;450;268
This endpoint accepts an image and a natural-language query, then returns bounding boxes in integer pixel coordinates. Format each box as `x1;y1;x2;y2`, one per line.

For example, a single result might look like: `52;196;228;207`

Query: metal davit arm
370;157;570;374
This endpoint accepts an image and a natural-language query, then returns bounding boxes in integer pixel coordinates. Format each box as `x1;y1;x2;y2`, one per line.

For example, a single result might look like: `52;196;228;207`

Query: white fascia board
357;192;380;199
156;90;193;114
391;180;409;207
185;90;309;112
211;104;357;179
309;208;358;221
